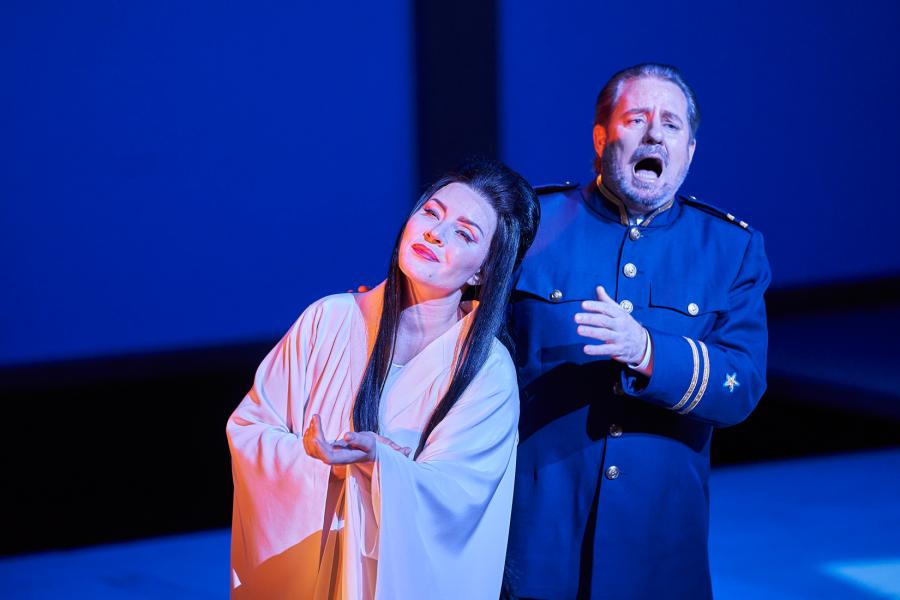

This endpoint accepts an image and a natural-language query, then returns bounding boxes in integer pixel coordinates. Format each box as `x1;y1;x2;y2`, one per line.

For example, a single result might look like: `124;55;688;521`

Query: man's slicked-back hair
593;63;700;174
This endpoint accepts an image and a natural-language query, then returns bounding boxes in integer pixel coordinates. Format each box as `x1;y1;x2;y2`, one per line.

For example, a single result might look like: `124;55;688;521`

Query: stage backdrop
499;0;900;289
1;1;414;366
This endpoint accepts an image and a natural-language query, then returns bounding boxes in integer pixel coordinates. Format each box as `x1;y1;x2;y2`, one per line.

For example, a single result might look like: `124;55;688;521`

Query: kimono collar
583;175;681;228
354;281;479;368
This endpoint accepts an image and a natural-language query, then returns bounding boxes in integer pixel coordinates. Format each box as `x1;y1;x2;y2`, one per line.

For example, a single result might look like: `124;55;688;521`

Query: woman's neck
393;283;463;365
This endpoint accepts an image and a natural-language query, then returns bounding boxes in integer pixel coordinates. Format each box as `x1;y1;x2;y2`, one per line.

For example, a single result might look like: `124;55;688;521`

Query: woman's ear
466;271;482;286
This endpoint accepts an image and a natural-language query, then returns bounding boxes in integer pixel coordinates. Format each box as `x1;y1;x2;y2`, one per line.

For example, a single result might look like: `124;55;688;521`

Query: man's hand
302;414;411;465
576;286;649;365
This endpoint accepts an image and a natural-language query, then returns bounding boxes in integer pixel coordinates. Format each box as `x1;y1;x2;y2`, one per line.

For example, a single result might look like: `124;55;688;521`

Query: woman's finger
343;431;375;453
375;434;413;457
304;415;336;463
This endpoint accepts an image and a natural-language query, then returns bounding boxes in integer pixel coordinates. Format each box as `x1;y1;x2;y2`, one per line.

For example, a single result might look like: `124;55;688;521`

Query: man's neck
597;176;669;225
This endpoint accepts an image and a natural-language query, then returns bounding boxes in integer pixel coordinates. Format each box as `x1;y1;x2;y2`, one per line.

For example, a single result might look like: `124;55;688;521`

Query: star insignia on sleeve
723;373;740;393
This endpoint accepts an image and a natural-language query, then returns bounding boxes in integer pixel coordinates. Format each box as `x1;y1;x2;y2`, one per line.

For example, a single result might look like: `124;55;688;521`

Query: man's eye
457;230;474;243
665;123;680;130
629;118;645;125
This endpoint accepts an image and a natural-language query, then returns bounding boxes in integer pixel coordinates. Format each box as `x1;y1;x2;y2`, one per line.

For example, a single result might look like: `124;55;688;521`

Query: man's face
594;76;696;212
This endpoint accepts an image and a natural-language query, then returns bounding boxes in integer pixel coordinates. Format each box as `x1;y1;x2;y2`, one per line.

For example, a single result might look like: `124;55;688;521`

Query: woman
227;158;539;599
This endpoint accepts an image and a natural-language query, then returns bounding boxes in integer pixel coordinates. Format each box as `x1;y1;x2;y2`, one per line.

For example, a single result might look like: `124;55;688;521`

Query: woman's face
398;182;498;300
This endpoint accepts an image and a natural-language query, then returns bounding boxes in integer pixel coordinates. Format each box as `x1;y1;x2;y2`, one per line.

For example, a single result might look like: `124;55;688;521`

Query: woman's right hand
302;415;411;465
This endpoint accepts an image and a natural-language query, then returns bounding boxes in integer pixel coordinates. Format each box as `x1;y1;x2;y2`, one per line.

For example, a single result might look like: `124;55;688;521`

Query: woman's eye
457;230;474;243
423;207;438;218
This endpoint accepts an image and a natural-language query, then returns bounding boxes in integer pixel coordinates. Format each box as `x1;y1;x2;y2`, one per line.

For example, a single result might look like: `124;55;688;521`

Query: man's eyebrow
662;110;684;124
623;107;650;116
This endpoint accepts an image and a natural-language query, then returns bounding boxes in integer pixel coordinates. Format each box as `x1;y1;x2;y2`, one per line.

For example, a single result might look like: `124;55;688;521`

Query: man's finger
577;325;617;342
583;343;622;356
595;285;616;304
581;300;619;316
575;312;616;329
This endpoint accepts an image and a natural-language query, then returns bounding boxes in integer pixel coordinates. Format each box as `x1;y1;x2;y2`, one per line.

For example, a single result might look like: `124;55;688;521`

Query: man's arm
622;230;771;427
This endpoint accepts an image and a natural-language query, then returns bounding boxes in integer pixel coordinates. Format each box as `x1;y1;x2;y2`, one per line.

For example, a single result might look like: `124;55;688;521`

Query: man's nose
424;229;443;246
644;118;664;144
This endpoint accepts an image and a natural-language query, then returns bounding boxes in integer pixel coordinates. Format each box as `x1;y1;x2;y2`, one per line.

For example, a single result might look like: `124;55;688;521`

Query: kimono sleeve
369;342;520;600
226;298;330;578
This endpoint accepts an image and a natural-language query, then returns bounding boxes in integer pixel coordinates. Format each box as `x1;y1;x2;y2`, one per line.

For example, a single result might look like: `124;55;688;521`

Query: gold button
550;289;563;301
629;227;641;241
623;263;637;278
619;299;633;313
605;465;620;480
687;302;699;316
609;424;623;438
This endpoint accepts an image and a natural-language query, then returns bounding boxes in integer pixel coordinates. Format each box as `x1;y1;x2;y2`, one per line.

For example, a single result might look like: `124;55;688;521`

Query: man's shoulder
678;194;757;235
530;180;585;220
533;181;580;197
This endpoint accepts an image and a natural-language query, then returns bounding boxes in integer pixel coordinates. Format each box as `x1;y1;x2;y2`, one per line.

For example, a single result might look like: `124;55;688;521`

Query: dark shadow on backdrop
414;0;498;189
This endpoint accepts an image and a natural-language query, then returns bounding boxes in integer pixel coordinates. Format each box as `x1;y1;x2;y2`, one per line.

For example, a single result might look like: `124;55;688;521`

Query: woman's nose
424;230;443;246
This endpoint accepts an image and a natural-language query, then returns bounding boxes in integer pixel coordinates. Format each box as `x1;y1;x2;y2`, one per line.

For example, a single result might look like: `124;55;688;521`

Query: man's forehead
615;76;688;116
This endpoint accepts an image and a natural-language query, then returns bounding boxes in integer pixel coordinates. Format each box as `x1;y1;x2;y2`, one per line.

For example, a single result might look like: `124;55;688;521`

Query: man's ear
593;124;608;160
688;137;697;164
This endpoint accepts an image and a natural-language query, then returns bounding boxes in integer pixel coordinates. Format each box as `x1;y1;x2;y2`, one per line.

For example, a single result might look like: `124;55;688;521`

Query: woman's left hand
303;414;412;465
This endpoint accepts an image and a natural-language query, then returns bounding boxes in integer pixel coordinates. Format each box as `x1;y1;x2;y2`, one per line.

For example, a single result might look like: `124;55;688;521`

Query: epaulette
533;181;579;195
680;194;753;232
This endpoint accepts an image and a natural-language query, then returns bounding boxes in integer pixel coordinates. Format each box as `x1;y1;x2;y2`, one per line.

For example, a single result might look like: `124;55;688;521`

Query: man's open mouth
633;157;664;180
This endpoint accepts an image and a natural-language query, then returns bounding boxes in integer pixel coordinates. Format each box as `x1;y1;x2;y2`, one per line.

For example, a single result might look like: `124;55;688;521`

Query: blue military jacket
505;180;771;599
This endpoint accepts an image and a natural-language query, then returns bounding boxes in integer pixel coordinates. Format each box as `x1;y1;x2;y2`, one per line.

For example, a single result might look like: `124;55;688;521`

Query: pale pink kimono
226;292;519;599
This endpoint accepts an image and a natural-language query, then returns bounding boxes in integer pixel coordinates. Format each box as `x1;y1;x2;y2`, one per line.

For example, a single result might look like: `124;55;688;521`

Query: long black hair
352;158;540;458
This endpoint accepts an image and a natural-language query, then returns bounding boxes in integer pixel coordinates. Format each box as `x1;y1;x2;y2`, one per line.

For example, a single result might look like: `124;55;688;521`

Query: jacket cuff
621;329;710;414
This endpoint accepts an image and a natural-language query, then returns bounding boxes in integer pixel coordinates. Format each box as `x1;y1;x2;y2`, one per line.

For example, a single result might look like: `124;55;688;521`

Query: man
505;63;771;599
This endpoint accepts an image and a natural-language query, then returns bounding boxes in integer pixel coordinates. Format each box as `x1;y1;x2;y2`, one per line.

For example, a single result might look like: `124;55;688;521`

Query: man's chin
622;183;669;210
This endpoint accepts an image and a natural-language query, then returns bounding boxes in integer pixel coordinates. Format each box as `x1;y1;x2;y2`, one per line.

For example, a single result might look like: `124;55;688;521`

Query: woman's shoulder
486;338;516;376
288;293;361;336
469;339;518;398
310;292;359;313
451;339;519;422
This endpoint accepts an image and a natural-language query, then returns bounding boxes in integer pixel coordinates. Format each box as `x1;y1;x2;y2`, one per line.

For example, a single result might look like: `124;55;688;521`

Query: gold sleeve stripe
682;340;710;415
672;337;700;411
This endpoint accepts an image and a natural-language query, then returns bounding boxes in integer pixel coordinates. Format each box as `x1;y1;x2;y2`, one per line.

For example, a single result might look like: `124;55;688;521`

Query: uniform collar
583;175;681;228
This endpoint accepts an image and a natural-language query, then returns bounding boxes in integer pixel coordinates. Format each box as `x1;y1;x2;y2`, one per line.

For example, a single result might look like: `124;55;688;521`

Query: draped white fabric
227;293;519;599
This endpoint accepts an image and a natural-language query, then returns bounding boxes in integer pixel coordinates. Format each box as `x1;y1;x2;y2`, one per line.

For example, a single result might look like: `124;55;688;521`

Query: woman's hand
302;414;412;465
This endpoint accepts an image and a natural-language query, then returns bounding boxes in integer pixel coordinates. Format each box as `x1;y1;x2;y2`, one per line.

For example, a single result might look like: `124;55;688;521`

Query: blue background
1;1;413;365
500;0;900;285
3;0;899;365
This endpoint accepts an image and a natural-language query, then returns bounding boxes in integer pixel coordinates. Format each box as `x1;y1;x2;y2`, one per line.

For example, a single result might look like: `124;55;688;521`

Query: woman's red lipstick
411;243;439;262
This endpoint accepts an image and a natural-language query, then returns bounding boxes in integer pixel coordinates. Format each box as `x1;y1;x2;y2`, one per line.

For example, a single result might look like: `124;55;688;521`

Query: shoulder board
680;194;754;232
533;181;579;195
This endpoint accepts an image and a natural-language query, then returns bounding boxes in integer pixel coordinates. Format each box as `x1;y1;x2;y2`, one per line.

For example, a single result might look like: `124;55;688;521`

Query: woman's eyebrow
457;216;484;237
431;196;483;236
